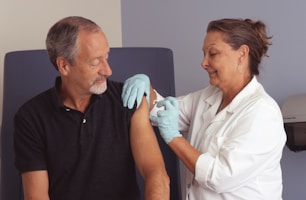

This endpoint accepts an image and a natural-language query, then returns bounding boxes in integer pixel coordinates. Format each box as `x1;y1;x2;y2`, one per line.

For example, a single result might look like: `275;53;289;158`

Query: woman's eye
209;52;217;57
209;51;217;56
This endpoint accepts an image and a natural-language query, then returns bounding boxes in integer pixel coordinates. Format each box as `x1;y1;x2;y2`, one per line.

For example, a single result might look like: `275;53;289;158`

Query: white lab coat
154;76;286;200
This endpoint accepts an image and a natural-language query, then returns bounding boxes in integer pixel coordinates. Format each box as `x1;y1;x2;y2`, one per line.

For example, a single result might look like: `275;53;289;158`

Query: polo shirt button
65;108;70;111
83;118;86;123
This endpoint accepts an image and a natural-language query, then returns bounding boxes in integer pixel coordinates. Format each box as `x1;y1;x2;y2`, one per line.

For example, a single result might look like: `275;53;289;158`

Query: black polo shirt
14;77;140;200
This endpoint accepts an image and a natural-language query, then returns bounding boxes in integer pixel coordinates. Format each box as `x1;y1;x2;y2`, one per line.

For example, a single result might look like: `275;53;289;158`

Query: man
14;16;169;200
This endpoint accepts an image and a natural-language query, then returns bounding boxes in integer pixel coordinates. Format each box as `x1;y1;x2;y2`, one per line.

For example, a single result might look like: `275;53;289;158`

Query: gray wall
121;1;306;199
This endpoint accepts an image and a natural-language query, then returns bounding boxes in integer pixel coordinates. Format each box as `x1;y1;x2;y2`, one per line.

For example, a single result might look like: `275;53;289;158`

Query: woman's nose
201;57;208;69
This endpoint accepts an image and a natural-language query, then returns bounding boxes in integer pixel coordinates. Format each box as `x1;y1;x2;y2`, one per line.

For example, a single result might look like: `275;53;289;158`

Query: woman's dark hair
207;18;272;75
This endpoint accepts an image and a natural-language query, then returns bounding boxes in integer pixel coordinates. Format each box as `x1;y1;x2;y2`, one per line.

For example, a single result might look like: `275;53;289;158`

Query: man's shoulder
104;79;123;98
17;88;53;113
107;79;123;89
105;79;136;114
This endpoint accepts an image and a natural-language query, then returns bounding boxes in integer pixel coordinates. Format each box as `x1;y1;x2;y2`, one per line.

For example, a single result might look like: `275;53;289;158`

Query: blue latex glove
122;74;150;109
150;96;182;143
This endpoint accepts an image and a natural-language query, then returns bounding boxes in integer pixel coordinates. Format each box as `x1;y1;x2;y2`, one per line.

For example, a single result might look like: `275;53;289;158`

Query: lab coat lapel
203;90;233;126
202;91;222;125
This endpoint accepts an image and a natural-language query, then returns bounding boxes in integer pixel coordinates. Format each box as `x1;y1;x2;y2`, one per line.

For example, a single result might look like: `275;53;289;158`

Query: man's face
67;30;112;95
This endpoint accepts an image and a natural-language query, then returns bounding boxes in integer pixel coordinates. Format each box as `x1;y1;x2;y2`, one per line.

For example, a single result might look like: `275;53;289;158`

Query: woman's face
201;31;242;90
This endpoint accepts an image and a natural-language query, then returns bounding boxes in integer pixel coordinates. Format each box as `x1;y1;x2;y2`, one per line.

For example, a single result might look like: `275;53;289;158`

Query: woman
122;18;286;200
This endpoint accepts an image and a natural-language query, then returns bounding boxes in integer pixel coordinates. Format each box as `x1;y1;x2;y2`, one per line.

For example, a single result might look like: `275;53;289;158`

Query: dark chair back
0;48;181;200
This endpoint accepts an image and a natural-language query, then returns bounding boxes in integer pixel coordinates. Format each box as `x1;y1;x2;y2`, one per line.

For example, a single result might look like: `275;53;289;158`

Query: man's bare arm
149;85;157;111
130;96;170;200
22;170;50;200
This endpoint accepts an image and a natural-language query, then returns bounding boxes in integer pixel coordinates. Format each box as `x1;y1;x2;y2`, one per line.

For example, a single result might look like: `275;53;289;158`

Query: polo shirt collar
50;76;103;110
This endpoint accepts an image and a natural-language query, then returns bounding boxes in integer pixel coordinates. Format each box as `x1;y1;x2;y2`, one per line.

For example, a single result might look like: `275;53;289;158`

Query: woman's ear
239;44;249;62
56;57;70;76
236;45;250;74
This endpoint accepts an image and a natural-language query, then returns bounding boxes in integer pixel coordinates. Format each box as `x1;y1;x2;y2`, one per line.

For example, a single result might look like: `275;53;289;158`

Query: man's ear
56;57;70;75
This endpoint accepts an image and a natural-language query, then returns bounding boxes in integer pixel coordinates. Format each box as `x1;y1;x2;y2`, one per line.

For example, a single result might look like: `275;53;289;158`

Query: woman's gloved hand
150;97;182;143
122;74;150;109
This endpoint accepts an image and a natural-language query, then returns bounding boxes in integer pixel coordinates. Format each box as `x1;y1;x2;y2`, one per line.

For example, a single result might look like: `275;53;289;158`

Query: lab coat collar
226;76;259;112
204;76;260;115
204;87;222;108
